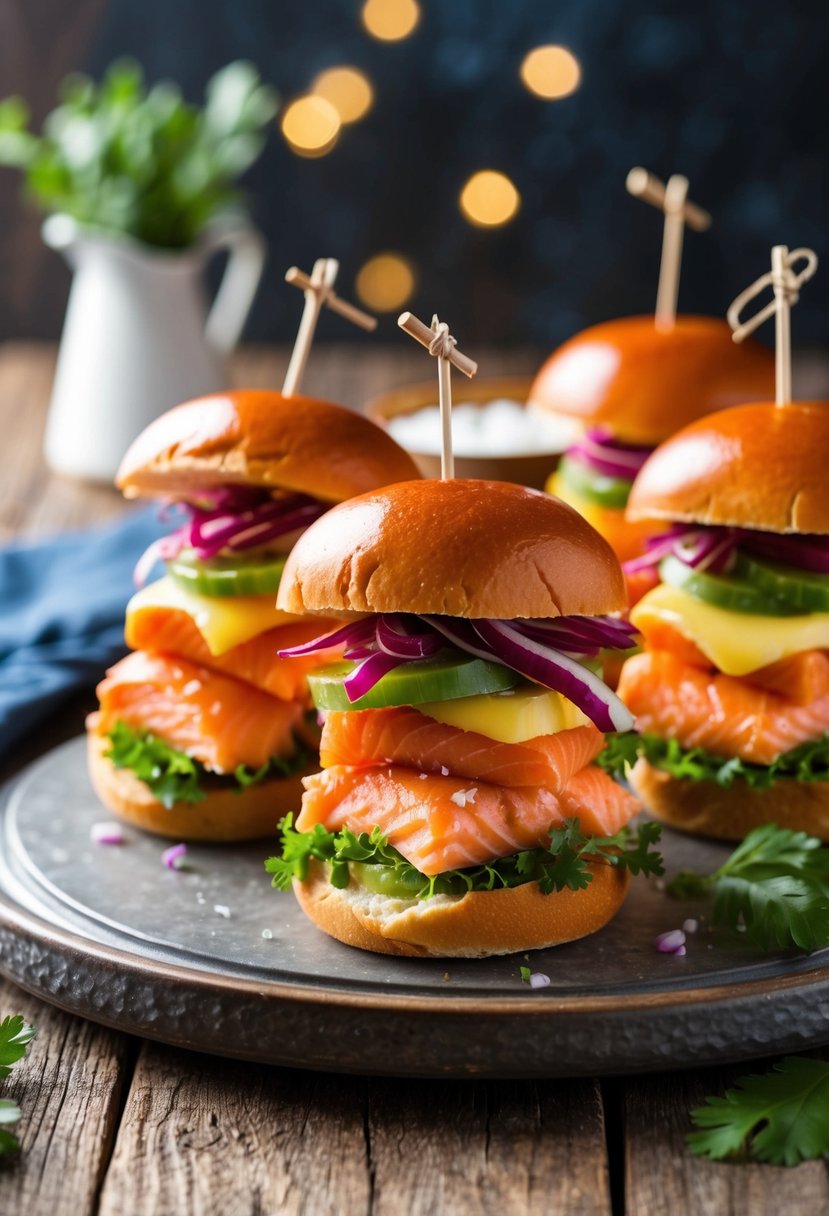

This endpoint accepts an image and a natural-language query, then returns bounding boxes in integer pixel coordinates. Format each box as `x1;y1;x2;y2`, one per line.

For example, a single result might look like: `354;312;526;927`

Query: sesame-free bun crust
529;316;773;446
87;731;312;842
627;401;829;533
277;479;627;619
630;758;829;842
294;859;629;958
116;390;421;503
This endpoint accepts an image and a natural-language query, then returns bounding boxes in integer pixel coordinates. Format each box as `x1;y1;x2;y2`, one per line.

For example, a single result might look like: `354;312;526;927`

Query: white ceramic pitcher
42;213;266;482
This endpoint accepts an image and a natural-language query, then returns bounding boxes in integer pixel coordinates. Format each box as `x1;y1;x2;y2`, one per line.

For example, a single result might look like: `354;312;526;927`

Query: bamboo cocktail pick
397;311;478;479
626;167;712;333
727;245;818;407
283;257;377;396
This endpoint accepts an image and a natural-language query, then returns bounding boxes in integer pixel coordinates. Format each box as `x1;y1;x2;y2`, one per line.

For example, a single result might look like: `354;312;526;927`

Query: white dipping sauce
387;399;580;457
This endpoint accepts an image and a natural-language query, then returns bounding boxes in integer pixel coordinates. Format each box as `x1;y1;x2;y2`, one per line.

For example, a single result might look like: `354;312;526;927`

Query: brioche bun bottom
293;858;630;958
630;758;829;842
87;731;310;842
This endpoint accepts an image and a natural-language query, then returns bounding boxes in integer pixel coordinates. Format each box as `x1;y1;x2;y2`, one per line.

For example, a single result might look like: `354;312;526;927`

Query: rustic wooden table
0;342;827;1216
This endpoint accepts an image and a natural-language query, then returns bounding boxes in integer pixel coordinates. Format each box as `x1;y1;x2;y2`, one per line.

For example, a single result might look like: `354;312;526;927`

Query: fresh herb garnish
265;815;663;899
667;823;829;951
599;731;829;789
519;966;532;984
688;1057;829;1165
0;1015;35;1159
106;721;310;809
0;60;277;249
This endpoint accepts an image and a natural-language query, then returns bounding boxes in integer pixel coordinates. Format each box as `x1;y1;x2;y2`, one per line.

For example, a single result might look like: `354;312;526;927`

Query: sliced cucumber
740;554;829;614
558;455;633;510
308;656;520;710
349;862;425;899
166;549;286;598
659;554;799;617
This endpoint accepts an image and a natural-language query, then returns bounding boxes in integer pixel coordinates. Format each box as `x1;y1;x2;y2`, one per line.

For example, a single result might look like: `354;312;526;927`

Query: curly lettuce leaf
598;731;829;790
265;815;663;900
105;721;310;809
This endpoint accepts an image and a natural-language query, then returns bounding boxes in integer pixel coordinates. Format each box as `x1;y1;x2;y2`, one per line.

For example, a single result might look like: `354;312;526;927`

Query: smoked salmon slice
297;764;639;874
125;607;330;701
94;651;303;773
319;707;605;790
618;649;829;765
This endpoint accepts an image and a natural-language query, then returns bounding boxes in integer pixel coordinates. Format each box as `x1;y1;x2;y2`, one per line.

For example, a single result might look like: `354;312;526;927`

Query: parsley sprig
265;815;663;899
0;1015;35;1159
689;1057;829;1165
105;721;310;809
599;731;829;790
667;824;829;951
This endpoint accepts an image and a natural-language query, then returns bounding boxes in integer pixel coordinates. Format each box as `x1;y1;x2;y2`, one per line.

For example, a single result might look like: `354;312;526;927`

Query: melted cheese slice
631;584;829;677
126;577;302;656
419;686;588;743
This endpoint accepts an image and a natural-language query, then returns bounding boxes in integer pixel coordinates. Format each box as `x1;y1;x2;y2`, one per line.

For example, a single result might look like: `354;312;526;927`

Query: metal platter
0;736;827;1078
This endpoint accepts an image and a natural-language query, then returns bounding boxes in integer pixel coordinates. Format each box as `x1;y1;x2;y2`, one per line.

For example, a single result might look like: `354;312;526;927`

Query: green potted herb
0;59;277;480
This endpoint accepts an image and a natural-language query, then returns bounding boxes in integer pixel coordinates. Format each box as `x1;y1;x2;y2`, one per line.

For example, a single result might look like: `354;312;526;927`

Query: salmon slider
530;317;774;579
87;390;420;841
613;401;829;840
266;479;661;958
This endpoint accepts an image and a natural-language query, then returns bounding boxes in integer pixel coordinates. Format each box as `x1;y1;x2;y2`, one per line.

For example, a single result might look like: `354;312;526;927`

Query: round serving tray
0;737;827;1078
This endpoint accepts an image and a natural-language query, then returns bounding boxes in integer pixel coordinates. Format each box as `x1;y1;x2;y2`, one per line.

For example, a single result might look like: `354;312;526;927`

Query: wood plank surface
623;1067;829;1216
98;1049;611;1216
367;1077;611;1216
98;1043;372;1216
0;977;132;1216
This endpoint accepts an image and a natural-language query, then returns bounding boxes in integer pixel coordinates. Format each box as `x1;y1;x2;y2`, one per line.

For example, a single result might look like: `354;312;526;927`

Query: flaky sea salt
214;904;231;919
90;821;126;846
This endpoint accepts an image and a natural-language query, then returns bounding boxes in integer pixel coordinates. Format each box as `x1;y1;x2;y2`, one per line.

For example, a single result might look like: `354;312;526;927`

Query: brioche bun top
116;390;421;502
276;478;627;619
528;316;774;445
627;401;829;533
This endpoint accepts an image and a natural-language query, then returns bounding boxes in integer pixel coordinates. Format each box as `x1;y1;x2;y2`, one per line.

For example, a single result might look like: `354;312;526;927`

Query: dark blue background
2;0;827;349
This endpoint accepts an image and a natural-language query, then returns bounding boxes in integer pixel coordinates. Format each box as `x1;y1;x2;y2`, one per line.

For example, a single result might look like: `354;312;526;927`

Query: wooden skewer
727;245;818;407
282;257;377;397
397;311;478;479
626;167;712;332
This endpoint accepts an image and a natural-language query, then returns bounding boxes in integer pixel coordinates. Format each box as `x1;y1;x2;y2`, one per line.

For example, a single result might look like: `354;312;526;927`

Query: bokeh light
361;0;420;42
520;45;581;100
459;171;521;228
356;252;416;311
311;66;374;124
280;95;341;157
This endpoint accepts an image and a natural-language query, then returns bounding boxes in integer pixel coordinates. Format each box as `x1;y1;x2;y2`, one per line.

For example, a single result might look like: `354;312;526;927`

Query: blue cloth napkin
0;508;165;763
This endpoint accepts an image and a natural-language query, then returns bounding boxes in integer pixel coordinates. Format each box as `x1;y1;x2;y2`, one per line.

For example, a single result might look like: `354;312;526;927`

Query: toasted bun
627;400;829;532
277;479;626;619
630;758;829;842
87;731;311;842
293;859;629;958
116;390;421;503
529;316;773;446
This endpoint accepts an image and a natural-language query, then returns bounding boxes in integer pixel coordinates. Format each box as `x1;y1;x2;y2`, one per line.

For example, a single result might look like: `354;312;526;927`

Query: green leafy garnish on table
667;823;829;951
0;1015;36;1159
0;59;277;249
599;730;829;789
689;1057;829;1165
106;721;311;809
266;815;663;899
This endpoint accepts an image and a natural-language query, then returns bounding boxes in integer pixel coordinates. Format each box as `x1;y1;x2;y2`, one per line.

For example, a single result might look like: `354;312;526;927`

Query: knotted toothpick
283;257;377;397
398;311;478;478
626;167;712;332
727;245;818;407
